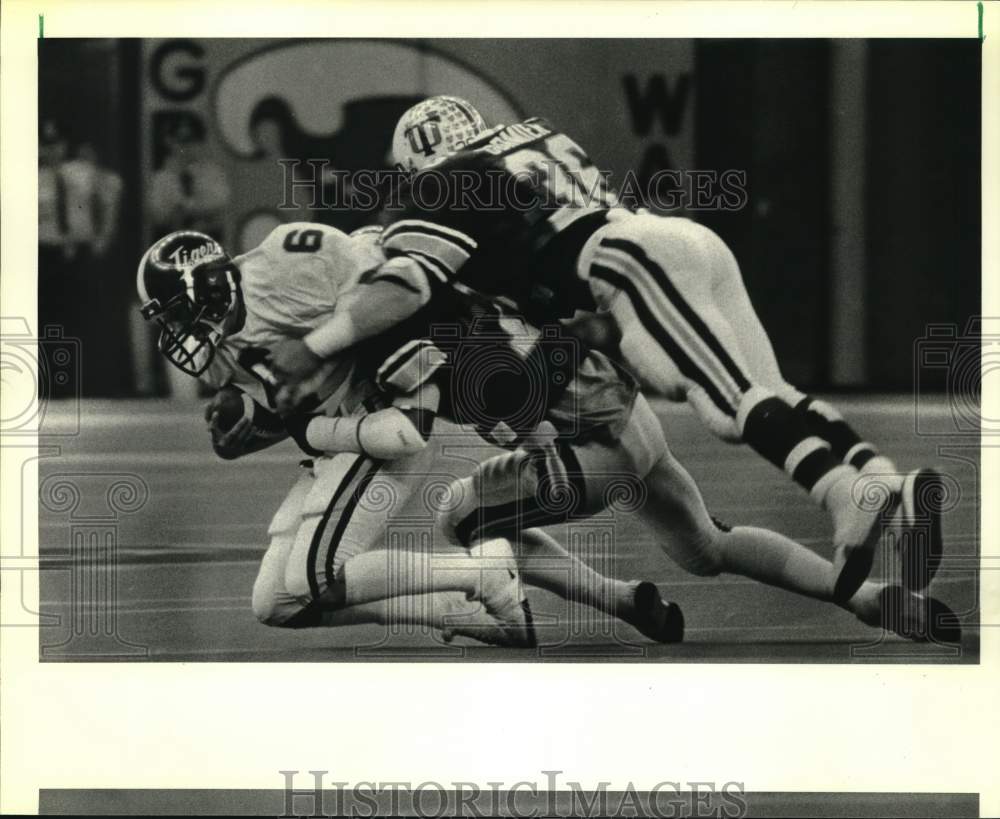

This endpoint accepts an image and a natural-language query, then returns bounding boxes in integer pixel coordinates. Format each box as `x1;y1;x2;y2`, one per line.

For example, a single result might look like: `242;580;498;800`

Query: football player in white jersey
136;225;683;647
269;95;946;607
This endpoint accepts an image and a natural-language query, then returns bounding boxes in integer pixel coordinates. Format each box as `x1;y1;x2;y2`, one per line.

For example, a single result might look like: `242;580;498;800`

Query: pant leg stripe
601;237;752;391
323;460;383;591
590;264;737;417
784;436;831;476
595;249;745;402
305;455;368;601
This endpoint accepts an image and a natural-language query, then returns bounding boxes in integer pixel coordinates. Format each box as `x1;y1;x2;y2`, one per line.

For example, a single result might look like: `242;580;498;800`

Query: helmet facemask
140;258;241;377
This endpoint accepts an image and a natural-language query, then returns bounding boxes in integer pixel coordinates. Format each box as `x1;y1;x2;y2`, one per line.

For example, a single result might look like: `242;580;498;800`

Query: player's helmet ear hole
191;258;241;324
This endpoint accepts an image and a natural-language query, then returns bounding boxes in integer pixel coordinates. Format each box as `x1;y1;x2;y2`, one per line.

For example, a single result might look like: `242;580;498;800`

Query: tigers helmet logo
404;116;443;158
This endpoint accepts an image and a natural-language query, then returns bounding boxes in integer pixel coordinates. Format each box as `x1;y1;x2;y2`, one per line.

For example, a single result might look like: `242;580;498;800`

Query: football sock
841;581;884;626
715;526;835;601
737;387;853;504
792;396;886;471
339;547;489;607
315;592;476;630
638;451;838;603
516;528;632;618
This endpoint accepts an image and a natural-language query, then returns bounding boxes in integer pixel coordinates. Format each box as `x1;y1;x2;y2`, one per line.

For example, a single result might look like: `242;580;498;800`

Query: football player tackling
268;96;956;642
270;95;947;609
136;225;682;647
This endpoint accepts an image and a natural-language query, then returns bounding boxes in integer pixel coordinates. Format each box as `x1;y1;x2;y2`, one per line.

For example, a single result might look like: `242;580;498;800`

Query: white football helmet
391;95;492;172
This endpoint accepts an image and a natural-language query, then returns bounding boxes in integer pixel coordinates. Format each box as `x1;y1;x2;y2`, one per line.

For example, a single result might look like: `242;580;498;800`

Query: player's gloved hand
204;395;254;458
269;338;323;381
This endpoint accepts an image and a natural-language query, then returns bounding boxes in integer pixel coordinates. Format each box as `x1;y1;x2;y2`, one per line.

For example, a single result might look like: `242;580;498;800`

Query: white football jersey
201;222;384;413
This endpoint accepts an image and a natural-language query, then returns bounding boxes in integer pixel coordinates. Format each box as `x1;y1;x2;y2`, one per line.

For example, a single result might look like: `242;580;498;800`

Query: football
210;386;247;432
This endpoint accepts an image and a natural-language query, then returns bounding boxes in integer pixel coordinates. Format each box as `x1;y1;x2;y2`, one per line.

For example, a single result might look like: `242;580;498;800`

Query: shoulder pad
376;339;448;394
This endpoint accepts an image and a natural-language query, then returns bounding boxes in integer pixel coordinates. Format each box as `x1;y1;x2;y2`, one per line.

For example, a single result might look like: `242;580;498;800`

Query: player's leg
513;527;682;643
312;592;535;646
701;222;898;477
252;471;320;627
282;450;532;643
701;219;945;591
581;213;892;600
575;391;836;601
440;439;681;642
639;443;837;602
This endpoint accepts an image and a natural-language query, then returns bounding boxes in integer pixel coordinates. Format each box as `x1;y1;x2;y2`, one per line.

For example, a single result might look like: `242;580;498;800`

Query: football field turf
37;395;980;663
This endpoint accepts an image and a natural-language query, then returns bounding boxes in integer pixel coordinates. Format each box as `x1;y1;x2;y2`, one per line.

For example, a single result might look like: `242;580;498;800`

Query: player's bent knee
687;385;743;442
621;394;669;478
251;579;310;627
675;533;724;577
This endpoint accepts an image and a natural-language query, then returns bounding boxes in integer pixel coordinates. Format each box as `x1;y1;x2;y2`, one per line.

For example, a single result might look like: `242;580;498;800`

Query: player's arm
277;170;478;369
302;257;434;359
287;338;445;460
292;381;439;461
205;387;289;460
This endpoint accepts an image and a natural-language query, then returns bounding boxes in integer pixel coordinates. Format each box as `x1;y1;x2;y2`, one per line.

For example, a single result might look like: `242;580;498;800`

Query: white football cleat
830;473;900;603
467;539;538;648
440;598;537;648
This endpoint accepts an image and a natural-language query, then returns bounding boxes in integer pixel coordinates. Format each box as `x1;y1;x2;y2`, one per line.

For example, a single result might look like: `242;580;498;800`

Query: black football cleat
898;468;946;592
878;584;961;644
623;581;684;644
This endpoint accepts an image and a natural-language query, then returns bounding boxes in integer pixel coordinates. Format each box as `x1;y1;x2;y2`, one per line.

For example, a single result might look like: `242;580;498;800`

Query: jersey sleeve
378;157;492;291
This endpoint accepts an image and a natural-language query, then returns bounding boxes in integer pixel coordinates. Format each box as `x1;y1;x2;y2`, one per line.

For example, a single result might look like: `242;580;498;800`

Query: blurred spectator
148;127;230;238
38;120;71;341
62;141;123;256
39;123;125;396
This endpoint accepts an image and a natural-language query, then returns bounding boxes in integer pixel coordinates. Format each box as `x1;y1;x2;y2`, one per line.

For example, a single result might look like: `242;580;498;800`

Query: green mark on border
39;14;44;39
979;1;985;43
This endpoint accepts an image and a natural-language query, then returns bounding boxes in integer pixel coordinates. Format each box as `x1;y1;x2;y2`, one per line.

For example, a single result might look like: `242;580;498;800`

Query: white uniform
197;222;435;627
201;222;383;413
579;212;797;439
